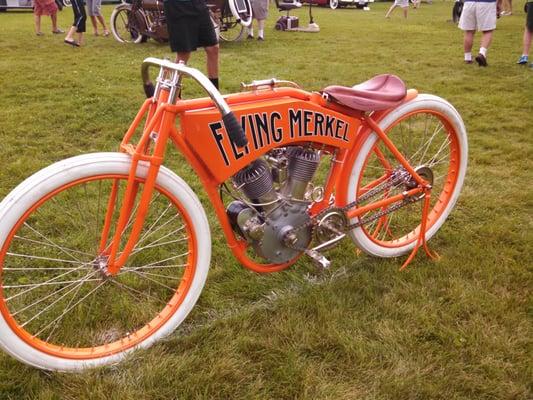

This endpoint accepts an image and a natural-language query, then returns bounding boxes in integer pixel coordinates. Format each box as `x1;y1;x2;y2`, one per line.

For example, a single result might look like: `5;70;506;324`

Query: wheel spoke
35;280;107;339
121;263;187;271
4;277;101;289
14;233;93;258
10;271;98;317
6;252;92;265
121;270;181;280
132;232;187;254
135;203;178;247
110;278;167;305
19;271;100;328
126;270;178;292
4;261;93;301
416;123;445;165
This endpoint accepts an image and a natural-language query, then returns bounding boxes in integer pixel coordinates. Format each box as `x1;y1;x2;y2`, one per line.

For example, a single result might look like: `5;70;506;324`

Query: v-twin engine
227;146;320;263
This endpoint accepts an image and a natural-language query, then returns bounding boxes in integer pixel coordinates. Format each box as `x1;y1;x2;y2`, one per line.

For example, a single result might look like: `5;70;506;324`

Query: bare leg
480;30;493;50
50;12;58;31
34;14;42;34
463;30;475;53
403;7;408;18
90;15;98;34
97;15;109;34
64;25;78;42
248;20;254;37
258;19;265;38
385;4;396;18
176;52;191;64
523;28;532;56
204;45;219;79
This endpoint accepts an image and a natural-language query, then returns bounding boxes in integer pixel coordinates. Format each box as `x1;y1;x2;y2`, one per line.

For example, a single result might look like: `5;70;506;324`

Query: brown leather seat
323;74;407;112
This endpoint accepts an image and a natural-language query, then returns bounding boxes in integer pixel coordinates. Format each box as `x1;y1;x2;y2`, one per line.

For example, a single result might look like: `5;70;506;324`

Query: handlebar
240;78;301;91
141;57;248;148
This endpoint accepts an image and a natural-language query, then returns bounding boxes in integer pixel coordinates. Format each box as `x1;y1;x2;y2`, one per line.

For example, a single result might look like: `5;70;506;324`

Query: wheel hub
405;165;434;189
92;255;110;278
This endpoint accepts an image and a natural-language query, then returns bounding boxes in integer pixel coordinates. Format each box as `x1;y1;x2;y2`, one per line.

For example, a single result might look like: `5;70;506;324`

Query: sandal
64;39;80;47
36;32;44;36
103;30;110;37
52;29;64;34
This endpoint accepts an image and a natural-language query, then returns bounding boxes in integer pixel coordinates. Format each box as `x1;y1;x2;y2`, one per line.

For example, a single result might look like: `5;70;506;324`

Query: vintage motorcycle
0;59;467;371
110;0;252;44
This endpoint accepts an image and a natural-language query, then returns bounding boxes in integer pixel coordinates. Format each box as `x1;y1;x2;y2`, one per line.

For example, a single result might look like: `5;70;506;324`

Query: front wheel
110;6;147;44
0;153;211;371
227;0;252;27
345;94;468;258
219;14;245;41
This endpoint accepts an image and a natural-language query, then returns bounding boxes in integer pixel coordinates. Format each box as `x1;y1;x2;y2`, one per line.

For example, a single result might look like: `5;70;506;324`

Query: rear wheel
345;95;468;258
330;0;339;9
219;11;245;41
227;0;252;27
0;153;211;371
110;6;147;44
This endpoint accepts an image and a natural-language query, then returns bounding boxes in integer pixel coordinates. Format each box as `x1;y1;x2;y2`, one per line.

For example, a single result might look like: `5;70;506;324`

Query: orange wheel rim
0;174;198;360
357;110;461;248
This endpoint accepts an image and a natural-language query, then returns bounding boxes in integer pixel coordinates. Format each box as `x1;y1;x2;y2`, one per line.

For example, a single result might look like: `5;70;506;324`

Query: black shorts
164;0;218;52
527;2;533;32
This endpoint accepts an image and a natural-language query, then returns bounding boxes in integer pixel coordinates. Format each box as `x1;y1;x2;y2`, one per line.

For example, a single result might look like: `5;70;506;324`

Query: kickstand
400;189;440;271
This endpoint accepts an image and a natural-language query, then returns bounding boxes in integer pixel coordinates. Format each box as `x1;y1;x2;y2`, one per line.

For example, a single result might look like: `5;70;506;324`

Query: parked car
300;0;373;10
0;0;33;11
0;0;118;11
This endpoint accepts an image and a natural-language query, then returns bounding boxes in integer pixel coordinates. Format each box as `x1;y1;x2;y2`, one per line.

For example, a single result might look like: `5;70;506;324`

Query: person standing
163;0;219;90
247;0;269;40
500;0;512;15
458;0;503;66
516;0;533;67
87;0;110;36
33;0;63;36
385;0;409;19
64;0;87;46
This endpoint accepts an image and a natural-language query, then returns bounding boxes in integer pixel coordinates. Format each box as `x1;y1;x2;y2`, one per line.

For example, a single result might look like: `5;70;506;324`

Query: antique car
300;0;373;10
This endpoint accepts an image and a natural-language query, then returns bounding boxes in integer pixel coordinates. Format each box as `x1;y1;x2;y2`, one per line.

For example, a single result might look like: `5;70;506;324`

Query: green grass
0;2;532;399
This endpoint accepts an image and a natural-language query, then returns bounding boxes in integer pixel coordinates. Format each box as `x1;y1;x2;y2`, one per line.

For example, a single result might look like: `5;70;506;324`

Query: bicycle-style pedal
305;249;331;270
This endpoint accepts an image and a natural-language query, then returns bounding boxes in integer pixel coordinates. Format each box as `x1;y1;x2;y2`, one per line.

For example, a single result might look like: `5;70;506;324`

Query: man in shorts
459;0;503;66
164;0;219;89
516;0;533;67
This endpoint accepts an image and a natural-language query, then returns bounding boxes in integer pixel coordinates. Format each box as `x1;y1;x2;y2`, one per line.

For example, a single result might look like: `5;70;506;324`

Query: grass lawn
0;2;531;399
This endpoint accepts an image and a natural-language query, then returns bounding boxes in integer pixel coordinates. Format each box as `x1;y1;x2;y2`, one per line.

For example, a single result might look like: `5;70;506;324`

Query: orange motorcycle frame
101;85;425;275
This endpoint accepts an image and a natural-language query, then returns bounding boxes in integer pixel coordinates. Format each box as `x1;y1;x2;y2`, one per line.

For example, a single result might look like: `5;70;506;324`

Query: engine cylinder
232;159;278;207
284;147;320;200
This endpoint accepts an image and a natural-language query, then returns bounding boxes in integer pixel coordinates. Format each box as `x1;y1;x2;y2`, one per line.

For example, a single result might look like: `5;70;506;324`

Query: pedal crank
304;248;331;270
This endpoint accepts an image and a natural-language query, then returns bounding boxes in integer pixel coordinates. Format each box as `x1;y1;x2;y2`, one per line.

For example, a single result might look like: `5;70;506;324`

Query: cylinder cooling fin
287;147;320;182
232;159;275;201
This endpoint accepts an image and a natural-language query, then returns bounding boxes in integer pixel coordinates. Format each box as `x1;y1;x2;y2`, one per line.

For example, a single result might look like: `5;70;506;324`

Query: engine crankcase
254;201;312;264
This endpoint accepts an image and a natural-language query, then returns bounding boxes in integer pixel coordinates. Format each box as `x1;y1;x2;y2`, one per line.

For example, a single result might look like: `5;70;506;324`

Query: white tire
110;5;144;44
0;153;211;371
227;0;252;27
346;94;468;258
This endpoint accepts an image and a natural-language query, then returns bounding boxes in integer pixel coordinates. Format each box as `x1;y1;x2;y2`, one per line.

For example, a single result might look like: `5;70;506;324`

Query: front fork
98;94;175;276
